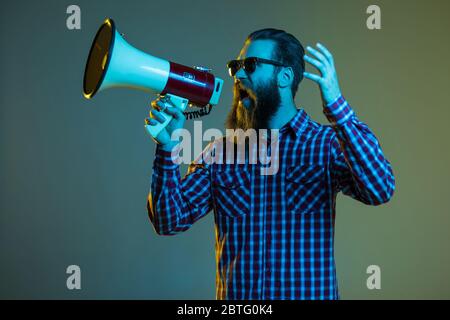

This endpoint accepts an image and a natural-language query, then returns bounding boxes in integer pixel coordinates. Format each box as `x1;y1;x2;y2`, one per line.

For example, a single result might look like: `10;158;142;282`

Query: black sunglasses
226;57;285;77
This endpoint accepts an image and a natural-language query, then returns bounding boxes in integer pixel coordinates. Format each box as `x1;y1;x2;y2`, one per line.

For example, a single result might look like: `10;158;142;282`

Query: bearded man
145;29;395;300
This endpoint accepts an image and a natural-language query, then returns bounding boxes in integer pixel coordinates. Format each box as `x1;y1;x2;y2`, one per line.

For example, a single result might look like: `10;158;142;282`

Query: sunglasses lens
227;60;238;77
227;58;258;76
243;58;256;74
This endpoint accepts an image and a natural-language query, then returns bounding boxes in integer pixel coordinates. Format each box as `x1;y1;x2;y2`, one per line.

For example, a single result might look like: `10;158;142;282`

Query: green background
1;0;449;299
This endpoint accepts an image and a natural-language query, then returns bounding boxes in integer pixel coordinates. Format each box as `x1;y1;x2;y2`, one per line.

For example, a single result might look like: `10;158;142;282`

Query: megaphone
83;18;224;138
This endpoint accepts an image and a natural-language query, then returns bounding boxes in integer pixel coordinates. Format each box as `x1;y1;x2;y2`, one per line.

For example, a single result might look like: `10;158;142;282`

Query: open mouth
236;84;254;108
239;88;249;99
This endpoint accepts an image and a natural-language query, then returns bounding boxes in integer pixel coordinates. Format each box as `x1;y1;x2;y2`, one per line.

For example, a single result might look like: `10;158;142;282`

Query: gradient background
1;0;449;299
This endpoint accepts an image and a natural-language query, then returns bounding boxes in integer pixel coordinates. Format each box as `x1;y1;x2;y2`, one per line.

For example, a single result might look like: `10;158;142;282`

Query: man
145;29;395;300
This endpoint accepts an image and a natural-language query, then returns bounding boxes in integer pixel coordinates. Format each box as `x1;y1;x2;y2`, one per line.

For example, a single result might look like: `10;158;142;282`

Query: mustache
226;74;281;131
233;81;256;100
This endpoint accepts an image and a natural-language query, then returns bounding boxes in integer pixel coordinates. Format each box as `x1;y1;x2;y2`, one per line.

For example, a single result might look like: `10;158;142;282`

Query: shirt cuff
323;95;355;126
153;144;181;170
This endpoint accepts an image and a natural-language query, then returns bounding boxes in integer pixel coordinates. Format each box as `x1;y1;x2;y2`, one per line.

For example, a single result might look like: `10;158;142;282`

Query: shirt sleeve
324;95;396;205
147;143;213;235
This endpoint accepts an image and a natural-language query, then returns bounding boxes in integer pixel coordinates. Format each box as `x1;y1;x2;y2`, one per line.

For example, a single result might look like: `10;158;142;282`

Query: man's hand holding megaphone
82;18;224;145
145;96;186;151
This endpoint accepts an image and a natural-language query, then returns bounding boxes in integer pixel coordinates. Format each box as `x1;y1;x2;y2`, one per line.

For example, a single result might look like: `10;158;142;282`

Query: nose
234;65;247;81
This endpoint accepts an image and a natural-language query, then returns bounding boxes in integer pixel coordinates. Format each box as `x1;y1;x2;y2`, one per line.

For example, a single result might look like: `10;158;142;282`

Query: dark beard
225;76;281;131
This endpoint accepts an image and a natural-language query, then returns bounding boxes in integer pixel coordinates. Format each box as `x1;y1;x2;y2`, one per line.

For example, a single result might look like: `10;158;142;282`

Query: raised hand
303;43;342;105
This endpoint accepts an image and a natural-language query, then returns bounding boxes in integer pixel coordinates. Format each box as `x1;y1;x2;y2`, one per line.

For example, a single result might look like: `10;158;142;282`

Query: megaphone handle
145;93;189;139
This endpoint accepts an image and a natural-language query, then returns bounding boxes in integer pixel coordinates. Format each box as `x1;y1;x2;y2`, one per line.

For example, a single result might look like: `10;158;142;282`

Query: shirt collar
279;107;310;138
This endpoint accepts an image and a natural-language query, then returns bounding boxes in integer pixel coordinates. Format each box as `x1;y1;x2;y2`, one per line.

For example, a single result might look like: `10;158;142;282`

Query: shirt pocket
285;164;327;214
213;169;251;218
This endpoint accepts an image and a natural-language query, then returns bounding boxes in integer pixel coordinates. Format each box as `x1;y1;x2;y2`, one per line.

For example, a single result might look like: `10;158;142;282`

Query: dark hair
246;28;305;98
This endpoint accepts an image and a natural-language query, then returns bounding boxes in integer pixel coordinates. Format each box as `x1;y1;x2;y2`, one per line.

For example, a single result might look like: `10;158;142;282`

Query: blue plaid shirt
147;95;395;300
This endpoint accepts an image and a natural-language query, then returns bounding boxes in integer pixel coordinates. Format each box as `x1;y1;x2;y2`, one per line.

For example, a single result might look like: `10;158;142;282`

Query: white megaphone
83;18;224;138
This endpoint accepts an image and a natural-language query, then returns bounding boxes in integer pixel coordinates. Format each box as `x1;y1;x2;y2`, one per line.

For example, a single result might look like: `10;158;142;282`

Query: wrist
159;141;179;152
323;95;354;126
324;92;342;107
154;143;181;170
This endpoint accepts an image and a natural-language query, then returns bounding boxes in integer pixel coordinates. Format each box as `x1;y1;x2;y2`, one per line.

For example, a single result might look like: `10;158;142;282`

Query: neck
268;97;298;129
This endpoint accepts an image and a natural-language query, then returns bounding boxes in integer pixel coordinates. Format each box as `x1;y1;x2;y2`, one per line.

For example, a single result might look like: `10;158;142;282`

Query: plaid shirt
147;95;395;300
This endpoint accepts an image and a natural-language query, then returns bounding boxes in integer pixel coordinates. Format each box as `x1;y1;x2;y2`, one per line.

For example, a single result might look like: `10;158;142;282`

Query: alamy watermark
66;5;81;30
366;5;381;30
164;122;280;175
66;265;81;290
366;265;381;290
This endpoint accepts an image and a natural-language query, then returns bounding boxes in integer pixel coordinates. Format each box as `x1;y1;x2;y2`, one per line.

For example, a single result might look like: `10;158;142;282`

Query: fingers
306;45;328;66
304;54;326;75
164;106;184;120
303;72;322;84
151;99;168;112
316;43;334;65
145;117;158;126
149;109;166;123
149;96;174;123
303;42;335;83
146;95;185;128
146;96;184;128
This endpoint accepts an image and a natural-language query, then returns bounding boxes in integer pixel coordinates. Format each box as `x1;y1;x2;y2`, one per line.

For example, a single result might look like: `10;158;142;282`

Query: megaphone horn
82;18;224;138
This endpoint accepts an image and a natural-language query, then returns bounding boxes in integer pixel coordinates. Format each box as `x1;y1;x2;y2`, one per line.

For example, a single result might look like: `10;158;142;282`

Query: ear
277;66;294;89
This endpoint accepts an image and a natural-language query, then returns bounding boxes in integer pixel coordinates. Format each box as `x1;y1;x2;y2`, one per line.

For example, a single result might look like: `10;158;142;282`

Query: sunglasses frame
227;57;286;77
